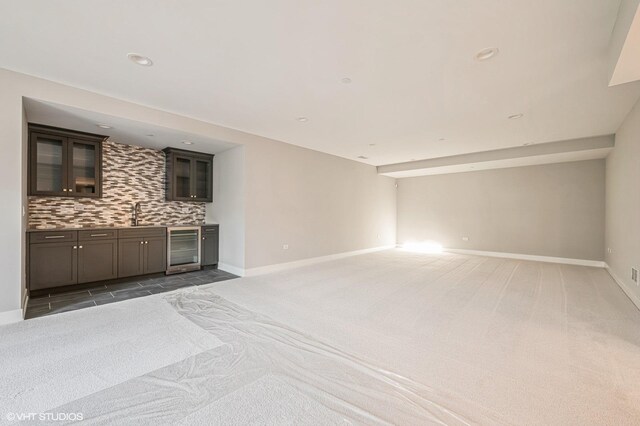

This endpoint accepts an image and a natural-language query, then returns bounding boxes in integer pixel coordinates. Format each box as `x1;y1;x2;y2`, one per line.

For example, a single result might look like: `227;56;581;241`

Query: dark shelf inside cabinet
28;123;107;198
163;147;214;202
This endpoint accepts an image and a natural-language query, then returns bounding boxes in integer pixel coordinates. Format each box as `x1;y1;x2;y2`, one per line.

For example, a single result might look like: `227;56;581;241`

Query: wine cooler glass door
168;228;201;270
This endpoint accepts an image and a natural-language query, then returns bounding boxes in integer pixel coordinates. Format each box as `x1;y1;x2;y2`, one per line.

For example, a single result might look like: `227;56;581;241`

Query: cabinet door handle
62;189;68;192
44;235;65;239
140;241;144;245
79;245;83;249
73;246;77;249
144;241;148;244
90;233;108;237
68;189;73;192
202;237;206;240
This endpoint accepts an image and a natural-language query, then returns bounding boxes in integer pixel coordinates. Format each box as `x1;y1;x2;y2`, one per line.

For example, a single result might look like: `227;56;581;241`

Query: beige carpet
1;250;639;424
209;250;640;425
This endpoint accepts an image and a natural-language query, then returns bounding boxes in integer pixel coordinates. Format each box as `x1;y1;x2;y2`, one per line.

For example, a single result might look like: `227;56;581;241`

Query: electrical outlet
632;268;639;285
607;248;612;254
283;244;289;250
462;236;469;242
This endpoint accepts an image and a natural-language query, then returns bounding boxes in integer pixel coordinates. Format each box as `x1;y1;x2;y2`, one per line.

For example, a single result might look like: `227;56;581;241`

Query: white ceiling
24;98;237;154
2;0;640;166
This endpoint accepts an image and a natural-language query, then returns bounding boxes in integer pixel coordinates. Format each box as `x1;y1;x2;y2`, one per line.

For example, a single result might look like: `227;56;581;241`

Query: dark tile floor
25;268;238;320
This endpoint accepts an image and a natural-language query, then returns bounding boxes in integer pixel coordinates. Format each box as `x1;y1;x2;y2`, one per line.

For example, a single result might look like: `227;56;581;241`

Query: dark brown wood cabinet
201;225;219;266
144;236;168;274
117;238;145;278
77;239;118;283
163;148;213;202
28;124;106;198
117;228;167;278
28;230;119;291
29;240;78;291
28;227;175;292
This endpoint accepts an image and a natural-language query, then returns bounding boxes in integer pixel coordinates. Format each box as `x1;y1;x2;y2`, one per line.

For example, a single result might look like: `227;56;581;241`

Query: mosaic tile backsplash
28;140;206;229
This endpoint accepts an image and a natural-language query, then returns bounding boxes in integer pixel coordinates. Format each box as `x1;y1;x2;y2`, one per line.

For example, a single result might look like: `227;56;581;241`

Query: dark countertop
26;223;219;232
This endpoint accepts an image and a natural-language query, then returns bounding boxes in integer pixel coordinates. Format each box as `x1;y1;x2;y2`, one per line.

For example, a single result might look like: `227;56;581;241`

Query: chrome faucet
133;202;142;226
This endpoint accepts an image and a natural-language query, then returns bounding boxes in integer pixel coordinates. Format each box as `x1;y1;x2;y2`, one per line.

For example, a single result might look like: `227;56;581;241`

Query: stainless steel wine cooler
166;226;201;274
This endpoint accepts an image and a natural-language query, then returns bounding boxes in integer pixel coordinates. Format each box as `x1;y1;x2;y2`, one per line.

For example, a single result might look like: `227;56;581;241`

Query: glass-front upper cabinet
29;124;105;198
194;159;211;199
174;156;193;199
163;148;213;202
31;132;67;195
70;139;100;196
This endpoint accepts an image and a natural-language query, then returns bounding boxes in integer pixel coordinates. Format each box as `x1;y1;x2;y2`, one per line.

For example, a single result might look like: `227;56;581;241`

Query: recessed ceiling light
508;113;524;120
127;53;153;66
146;134;154;137
438;138;446;142
297;117;308;122
357;155;368;159
474;47;499;61
341;77;352;84
369;143;376;146
181;140;194;145
96;123;112;129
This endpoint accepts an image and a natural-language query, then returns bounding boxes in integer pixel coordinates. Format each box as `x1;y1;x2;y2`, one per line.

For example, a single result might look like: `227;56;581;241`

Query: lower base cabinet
28;232;120;291
28;225;215;293
201;225;219;266
29;241;78;291
28;228;167;292
117;228;167;278
117;238;145;278
144;236;168;274
77;239;118;283
118;236;167;278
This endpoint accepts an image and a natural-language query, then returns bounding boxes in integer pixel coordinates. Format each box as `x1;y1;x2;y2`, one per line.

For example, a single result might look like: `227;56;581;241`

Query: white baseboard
218;263;246;277
605;264;640;311
444;248;606;268
0;309;24;326
244;245;395;277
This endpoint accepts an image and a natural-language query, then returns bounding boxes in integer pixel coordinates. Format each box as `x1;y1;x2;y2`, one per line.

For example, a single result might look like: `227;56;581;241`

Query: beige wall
244;139;397;269
606;97;640;307
207;145;246;271
0;74;24;320
397;160;606;261
0;68;396;319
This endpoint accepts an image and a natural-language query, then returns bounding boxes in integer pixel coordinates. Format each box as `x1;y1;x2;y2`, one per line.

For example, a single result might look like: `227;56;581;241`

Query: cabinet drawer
30;231;77;244
118;227;166;239
79;229;118;241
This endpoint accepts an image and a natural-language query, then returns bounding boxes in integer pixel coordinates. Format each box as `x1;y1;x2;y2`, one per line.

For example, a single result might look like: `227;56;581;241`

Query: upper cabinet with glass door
163;148;213;202
29;124;106;198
